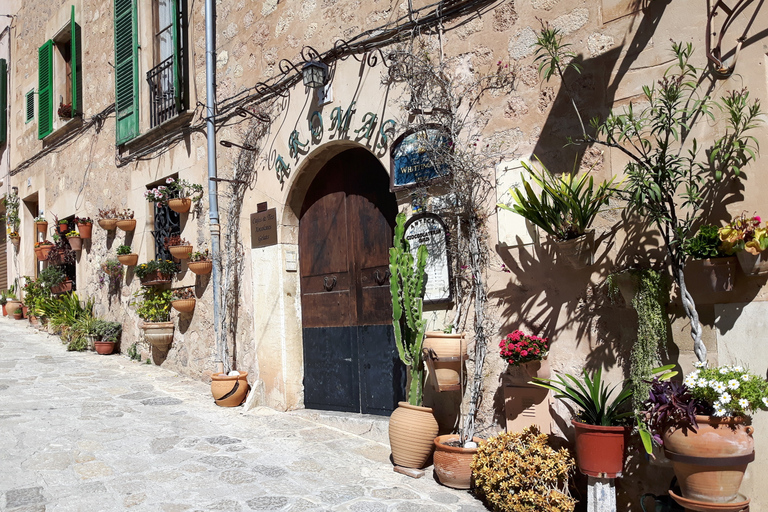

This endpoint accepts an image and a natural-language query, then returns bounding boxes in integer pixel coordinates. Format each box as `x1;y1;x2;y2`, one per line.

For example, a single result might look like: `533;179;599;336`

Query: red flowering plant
499;330;549;366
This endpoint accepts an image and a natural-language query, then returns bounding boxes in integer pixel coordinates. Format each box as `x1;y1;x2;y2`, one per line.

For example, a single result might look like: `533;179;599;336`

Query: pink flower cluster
144;185;170;205
499;330;549;366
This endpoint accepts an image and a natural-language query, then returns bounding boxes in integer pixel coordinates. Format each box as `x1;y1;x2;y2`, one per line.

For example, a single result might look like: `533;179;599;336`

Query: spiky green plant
389;212;428;406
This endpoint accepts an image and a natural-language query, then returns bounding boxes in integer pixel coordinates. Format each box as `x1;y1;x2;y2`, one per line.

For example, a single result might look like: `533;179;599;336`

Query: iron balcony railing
147;54;182;128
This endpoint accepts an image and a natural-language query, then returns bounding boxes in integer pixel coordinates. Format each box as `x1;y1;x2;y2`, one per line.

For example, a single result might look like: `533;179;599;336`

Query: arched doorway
299;147;405;415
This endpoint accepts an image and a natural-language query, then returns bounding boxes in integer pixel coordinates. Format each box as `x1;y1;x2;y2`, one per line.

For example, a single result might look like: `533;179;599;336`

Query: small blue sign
391;128;450;189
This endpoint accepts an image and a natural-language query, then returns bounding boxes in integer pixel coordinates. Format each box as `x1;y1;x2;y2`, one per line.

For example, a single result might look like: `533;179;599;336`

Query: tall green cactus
389;212;429;406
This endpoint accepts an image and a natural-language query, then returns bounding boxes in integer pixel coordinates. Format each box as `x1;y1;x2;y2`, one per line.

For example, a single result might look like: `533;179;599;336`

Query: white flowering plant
684;362;768;417
144;178;204;207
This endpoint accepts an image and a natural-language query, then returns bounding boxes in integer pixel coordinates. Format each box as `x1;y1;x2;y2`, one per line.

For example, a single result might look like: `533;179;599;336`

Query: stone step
287;408;391;445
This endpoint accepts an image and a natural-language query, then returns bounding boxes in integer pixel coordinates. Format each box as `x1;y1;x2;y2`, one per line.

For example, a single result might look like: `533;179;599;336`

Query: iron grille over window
146;0;185;129
151;202;180;262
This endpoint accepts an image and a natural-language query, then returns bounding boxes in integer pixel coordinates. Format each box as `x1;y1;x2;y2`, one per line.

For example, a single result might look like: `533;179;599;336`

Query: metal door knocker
323;276;337;291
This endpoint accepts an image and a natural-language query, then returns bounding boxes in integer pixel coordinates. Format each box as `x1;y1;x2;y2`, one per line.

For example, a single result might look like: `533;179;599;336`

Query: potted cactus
387;212;438;470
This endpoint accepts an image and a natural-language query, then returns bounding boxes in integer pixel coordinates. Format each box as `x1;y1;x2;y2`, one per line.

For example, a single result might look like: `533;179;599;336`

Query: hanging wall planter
9;235;20;250
188;260;212;275
76;219;93;239
117;219;136;231
422;331;467;392
51;280;74;294
171;298;195;313
98;218;117;230
141;321;174;347
36;243;53;261
168;198;192;213
35;221;48;234
169;244;193;260
117;253;139;266
67;235;82;251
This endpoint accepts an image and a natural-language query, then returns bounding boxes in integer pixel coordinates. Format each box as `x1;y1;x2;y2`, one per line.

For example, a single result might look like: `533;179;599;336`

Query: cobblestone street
0;319;487;512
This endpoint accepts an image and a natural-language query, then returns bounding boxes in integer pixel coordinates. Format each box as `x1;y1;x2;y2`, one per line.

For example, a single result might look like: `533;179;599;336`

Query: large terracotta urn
388;402;439;469
211;371;249;407
663;415;754;503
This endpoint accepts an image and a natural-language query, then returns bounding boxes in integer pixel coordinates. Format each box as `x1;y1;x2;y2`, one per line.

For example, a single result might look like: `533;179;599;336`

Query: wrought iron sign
271;100;396;189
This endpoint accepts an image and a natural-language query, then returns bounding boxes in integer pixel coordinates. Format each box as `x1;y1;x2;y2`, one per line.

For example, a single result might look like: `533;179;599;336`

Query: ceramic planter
98;218;117;230
117;253;139;266
77;222;93;239
735;250;768;276
141;321;174;347
211;371;249;407
701;257;737;292
116;219;136;231
423;332;467;392
168;197;192;213
663;415;754;503
139;271;172;286
556;230;594;269
388;402;439;469
67;236;82;251
171;298;195;313
169;245;193;260
35;221;48;234
94;341;115;355
433;435;483;489
571;420;629;478
188;260;212;275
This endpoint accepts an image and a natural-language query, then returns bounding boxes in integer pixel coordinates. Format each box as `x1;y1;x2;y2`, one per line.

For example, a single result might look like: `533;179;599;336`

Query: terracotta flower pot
211;371;250;407
171;298;195;313
51;280;73;294
388;402;439;469
433;434;483;489
13;311;23;320
188;260;212;275
169;245;193;260
556;230;594;269
116;219;136;231
663;415;754;503
98;218;117;230
57;222;69;235
9;235;20;249
141;321;174;347
168;197;192;213
735;250;768;276
117;253;139;266
1;304;5;316
94;341;115;355
701;257;737;292
139;271;172;286
6;300;21;317
35;221;48;234
67;236;82;251
77;222;93;239
423;332;467;392
521;358;551;380
37;244;53;261
571;420;629;478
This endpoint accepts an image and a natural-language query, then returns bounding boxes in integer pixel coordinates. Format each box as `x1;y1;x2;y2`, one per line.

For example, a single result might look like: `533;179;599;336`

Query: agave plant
498;157;617;242
531;368;633;426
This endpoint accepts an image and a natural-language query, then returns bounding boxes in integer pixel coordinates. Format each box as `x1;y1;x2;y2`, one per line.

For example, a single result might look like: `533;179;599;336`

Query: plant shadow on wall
215;107;273;372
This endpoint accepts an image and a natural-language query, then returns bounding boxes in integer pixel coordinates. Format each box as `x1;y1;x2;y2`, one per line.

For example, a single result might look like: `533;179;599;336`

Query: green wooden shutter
0;59;7;144
171;0;181;112
114;0;139;144
71;5;80;116
38;40;54;139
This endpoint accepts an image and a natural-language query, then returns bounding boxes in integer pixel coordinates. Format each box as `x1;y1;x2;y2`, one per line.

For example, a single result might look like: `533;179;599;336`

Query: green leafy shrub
116;245;133;256
92;319;123;342
683;225;733;259
134;260;177;279
472;426;576;512
132;287;172;322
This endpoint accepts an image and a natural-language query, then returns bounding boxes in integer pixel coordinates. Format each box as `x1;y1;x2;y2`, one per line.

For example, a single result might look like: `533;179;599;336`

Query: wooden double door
299;148;405;415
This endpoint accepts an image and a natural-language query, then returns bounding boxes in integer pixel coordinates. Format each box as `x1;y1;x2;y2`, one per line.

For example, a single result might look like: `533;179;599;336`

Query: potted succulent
387;212;438;470
187;249;212;275
498;158;617;269
34;215;48;234
145;177;204;213
116;244;138;266
683;224;737;291
170;287;195;313
499;329;550;380
65;230;82;251
532;368;633;478
116;208;136;231
640;363;768;505
135;259;177;285
164;235;193;260
97;208;118;230
132;287;174;348
92;319;122;355
34;240;54;261
75;216;93;239
718;213;768;276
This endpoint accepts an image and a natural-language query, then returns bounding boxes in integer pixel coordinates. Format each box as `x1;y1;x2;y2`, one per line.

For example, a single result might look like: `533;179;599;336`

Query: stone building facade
2;0;768;508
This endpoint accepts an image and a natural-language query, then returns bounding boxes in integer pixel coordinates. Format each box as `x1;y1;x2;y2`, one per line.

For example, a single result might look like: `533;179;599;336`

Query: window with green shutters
0;59;7;144
114;0;139;144
38;40;54;139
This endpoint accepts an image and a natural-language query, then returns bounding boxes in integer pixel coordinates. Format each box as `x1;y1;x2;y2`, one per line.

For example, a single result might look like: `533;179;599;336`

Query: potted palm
718;213;768;276
132;287;174;348
387;212;438;470
498;158;617;269
165;235;193;260
187;250;212;275
532;368;633;478
640;363;768;506
116;244;138;266
683;224;737;291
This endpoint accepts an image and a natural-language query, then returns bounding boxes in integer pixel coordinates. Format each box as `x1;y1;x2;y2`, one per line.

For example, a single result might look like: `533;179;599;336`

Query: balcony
147;55;182;129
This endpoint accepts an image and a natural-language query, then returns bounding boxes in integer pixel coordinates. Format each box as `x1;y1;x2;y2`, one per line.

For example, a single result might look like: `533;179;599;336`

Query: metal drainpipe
205;0;226;374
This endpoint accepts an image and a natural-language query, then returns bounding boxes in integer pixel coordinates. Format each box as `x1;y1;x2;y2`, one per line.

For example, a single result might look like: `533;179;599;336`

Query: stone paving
0;318;489;512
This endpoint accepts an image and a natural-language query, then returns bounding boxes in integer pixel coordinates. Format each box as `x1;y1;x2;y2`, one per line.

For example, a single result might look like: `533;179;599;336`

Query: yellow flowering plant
719;213;768;255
